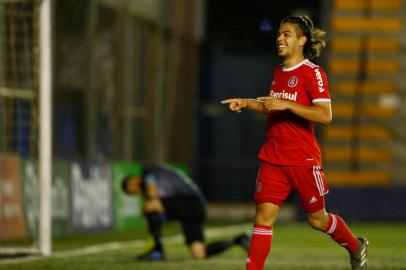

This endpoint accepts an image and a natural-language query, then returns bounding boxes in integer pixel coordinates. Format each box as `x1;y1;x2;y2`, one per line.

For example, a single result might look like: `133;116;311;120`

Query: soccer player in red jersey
221;15;368;270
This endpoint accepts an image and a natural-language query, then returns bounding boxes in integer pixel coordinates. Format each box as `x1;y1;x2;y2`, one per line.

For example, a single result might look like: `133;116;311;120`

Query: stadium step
323;147;391;163
332;102;396;119
329;58;399;75
331;81;395;96
333;0;402;12
326;170;391;186
330;37;400;53
331;16;402;32
323;125;392;141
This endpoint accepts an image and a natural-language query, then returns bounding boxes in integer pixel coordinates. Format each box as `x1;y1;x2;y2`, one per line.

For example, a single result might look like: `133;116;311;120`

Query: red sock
324;213;359;254
246;224;273;270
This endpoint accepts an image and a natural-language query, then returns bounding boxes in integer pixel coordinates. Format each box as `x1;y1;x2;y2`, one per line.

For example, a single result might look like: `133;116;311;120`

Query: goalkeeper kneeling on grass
122;162;250;261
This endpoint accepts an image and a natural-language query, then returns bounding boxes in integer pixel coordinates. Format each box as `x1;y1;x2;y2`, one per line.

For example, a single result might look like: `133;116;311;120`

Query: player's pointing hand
257;96;290;112
221;98;248;113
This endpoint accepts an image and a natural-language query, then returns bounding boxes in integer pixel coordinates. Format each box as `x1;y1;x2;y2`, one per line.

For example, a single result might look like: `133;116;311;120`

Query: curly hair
280;15;326;60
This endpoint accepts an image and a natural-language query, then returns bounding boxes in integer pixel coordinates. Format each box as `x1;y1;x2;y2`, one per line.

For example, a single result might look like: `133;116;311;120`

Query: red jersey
258;59;331;167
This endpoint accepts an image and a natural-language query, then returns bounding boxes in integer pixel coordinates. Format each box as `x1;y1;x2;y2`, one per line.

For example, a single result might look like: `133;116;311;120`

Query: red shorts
254;161;329;213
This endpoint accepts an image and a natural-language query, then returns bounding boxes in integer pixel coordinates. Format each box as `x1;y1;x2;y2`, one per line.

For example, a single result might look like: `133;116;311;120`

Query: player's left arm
143;180;165;213
256;97;332;125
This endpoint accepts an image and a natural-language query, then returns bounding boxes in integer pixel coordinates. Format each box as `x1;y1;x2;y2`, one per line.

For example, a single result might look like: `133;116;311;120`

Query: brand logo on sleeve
314;69;325;92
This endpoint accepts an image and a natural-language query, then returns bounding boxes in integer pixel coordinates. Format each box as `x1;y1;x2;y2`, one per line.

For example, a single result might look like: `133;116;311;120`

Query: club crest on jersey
288;76;298;88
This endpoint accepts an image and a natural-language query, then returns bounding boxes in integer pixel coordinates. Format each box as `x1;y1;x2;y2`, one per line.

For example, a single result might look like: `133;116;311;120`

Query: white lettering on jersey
269;90;297;101
314;68;325;92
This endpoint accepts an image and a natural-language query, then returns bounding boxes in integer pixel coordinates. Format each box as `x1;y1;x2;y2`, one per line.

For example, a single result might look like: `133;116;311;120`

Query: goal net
0;0;52;256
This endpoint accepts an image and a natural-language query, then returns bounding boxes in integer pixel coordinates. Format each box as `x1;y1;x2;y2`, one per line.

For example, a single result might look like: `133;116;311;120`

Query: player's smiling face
276;23;304;59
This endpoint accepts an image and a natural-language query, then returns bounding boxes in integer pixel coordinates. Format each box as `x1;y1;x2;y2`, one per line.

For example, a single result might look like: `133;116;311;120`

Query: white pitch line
0;223;251;265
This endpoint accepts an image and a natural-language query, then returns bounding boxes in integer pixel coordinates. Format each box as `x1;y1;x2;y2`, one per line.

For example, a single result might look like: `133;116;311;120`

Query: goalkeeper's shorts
162;195;206;244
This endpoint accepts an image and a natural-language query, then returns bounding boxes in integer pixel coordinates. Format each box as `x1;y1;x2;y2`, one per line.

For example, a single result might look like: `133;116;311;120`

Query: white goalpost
0;0;52;257
39;0;52;256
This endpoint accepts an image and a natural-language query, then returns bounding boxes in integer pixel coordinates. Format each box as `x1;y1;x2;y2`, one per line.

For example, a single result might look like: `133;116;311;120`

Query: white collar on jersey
282;59;309;72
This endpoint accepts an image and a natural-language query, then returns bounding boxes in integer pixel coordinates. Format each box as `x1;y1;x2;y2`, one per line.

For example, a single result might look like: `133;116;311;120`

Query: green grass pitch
1;222;405;270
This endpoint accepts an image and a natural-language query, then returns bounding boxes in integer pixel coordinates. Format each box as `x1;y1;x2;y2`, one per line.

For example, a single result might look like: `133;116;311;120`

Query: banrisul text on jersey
269;90;297;101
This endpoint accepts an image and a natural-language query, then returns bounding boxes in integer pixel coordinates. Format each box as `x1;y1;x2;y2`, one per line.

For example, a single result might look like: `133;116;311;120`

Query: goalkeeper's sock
323;213;359;254
246;224;272;270
145;212;163;252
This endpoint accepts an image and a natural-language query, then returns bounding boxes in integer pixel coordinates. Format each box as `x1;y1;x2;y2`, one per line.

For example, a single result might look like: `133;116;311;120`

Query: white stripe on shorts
312;166;326;196
255;168;261;185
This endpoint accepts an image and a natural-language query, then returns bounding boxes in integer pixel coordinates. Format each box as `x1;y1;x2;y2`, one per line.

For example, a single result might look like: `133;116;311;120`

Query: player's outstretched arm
257;96;332;124
221;98;267;113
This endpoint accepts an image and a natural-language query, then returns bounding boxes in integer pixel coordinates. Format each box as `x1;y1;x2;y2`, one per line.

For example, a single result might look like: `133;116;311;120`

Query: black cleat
350;237;369;269
233;233;250;252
